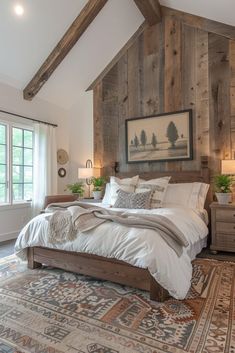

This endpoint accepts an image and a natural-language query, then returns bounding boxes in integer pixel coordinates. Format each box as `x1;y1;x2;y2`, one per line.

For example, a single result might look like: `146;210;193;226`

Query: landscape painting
126;110;193;163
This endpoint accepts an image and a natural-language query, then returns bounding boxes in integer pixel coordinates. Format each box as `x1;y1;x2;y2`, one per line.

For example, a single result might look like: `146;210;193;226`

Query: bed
15;157;211;302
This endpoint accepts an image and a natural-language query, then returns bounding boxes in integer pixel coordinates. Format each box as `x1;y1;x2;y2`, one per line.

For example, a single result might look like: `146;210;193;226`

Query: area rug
0;255;234;353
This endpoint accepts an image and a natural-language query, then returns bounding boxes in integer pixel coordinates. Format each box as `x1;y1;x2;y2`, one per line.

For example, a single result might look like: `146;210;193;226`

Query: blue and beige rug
0;254;234;353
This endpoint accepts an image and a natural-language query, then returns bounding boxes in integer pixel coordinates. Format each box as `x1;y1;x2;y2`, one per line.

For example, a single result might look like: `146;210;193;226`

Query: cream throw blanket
45;202;189;257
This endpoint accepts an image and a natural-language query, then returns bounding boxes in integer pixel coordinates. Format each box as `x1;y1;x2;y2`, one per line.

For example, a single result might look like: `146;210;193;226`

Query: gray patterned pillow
114;189;152;209
136;177;171;208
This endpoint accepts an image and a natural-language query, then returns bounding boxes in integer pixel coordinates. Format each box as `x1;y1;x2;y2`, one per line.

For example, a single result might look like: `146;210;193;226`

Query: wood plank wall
93;14;235;177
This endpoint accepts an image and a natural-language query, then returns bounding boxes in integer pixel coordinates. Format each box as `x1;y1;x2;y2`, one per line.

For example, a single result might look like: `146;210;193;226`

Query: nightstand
210;202;235;254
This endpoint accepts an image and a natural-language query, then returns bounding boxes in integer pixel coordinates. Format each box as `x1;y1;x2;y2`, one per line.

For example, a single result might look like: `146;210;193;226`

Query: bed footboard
150;277;169;301
28;248;42;269
27;247;169;302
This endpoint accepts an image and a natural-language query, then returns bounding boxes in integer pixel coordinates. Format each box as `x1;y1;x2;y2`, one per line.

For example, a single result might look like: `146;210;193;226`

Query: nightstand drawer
216;209;235;222
216;222;235;234
216;233;235;248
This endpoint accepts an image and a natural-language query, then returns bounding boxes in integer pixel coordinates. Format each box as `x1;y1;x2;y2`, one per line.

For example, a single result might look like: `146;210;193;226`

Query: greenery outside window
0;120;34;205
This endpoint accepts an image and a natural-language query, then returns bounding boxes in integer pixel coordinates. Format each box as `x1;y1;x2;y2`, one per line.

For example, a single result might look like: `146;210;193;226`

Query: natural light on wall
14;4;24;16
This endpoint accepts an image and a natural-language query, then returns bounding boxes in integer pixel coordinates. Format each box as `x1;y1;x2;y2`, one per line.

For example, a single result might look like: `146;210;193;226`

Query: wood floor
0;240;15;258
198;247;235;262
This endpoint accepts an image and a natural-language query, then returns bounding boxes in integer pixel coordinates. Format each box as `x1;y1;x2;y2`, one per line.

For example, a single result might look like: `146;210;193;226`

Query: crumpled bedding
15;204;208;299
46;203;189;257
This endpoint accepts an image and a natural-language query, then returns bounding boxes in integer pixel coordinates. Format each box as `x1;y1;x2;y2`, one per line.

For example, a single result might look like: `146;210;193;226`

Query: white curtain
33;123;57;215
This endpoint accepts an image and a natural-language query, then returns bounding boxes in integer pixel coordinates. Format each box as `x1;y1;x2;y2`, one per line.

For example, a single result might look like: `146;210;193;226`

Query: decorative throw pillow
114;189;152;209
135;177;171;208
110;175;139;206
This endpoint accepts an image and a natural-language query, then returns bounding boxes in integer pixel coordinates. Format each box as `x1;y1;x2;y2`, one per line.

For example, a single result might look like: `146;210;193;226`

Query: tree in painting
140;130;147;149
166;121;179;148
134;134;139;148
151;133;157;149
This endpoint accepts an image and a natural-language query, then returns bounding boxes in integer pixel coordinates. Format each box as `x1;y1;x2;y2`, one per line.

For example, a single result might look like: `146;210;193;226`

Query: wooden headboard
116;156;212;214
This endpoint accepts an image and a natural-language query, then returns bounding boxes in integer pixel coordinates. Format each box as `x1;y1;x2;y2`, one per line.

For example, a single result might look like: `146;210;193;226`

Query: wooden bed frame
27;157;211;302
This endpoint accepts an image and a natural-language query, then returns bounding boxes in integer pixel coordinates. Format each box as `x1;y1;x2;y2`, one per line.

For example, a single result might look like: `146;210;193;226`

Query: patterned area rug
0;255;234;353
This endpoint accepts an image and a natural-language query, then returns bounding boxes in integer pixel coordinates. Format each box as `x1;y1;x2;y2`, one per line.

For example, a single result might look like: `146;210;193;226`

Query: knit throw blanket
45;202;189;257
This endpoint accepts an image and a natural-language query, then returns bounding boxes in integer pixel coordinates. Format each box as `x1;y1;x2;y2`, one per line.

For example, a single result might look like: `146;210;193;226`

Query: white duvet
15;205;208;299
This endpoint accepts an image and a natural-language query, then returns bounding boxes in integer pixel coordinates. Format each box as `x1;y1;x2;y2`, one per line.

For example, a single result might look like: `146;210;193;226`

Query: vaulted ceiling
0;0;234;110
160;0;235;26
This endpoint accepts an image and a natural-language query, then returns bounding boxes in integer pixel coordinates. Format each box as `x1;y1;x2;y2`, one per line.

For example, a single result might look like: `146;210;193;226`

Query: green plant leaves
214;174;234;193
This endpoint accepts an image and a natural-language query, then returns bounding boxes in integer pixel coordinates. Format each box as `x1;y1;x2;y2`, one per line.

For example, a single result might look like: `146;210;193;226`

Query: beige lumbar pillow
110;175;139;206
136;177;171;208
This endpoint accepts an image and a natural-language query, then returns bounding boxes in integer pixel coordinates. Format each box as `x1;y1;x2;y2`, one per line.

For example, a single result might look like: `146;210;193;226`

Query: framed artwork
126;109;193;163
58;167;66;178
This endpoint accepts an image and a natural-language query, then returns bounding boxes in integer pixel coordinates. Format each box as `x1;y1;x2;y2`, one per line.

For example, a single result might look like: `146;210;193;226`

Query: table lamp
78;160;94;198
221;160;235;175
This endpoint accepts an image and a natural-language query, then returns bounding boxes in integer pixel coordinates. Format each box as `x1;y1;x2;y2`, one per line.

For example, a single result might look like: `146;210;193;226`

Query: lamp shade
78;167;93;179
221;160;235;174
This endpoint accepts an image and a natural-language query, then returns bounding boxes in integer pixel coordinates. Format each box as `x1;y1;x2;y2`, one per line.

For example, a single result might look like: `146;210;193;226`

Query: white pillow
136;177;171;208
198;183;210;210
110;176;139;206
162;182;209;210
102;183;111;205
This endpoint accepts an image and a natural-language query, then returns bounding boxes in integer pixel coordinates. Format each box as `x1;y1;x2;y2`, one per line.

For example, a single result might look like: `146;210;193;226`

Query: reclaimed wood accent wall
93;14;235;176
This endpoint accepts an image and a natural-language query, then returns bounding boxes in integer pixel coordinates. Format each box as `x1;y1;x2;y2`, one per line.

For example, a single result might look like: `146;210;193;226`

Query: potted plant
214;174;234;204
91;177;106;200
66;182;85;199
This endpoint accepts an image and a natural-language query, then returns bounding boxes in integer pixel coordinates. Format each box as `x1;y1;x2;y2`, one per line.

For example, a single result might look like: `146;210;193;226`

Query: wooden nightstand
210;202;235;254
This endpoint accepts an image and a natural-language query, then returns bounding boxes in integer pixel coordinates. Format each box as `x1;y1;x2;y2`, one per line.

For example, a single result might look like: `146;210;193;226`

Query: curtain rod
0;109;58;128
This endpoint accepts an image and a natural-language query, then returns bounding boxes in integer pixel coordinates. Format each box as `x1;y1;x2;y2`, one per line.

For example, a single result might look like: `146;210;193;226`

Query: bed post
150;277;169;302
200;156;212;213
201;156;210;183
28;247;42;269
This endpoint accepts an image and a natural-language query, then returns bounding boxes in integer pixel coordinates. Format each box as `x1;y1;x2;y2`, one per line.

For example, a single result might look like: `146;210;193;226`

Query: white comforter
15;205;208;299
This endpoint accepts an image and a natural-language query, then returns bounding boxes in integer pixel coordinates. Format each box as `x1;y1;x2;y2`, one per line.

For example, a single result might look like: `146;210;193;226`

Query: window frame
0;118;34;206
0;121;8;205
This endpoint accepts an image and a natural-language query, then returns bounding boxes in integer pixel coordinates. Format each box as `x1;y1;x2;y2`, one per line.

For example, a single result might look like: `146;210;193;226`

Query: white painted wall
67;91;93;197
0;82;69;242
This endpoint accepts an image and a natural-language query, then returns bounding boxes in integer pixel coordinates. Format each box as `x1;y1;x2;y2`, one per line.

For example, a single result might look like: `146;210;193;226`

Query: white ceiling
160;0;235;27
38;0;143;109
0;0;87;90
0;0;234;110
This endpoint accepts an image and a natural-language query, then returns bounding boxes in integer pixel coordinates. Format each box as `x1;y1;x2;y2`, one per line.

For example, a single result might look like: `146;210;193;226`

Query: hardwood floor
197;247;235;262
0;240;15;259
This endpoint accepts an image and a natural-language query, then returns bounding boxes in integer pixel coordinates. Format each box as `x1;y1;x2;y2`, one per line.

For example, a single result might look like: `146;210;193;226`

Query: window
0;124;7;203
0;121;33;205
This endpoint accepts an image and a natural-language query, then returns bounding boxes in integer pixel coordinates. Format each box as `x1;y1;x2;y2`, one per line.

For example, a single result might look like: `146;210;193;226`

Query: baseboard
0;231;19;243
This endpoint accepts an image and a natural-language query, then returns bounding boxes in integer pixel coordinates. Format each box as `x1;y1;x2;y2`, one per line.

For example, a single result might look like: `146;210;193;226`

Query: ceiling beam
133;0;162;26
23;0;108;101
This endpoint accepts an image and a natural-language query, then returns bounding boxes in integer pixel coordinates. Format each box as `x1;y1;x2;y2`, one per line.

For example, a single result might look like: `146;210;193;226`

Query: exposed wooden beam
133;0;162;26
23;0;108;101
162;6;235;40
86;21;147;91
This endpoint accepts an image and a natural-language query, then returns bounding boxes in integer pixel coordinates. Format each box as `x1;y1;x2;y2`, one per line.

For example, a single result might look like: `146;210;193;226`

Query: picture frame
58;167;66;178
126;109;193;163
